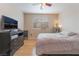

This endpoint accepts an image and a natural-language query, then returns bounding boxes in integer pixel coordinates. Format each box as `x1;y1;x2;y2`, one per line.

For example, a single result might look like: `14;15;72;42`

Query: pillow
68;32;77;36
60;31;70;36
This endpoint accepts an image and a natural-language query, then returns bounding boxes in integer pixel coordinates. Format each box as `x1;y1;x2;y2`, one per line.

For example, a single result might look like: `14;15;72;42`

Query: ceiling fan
32;3;53;9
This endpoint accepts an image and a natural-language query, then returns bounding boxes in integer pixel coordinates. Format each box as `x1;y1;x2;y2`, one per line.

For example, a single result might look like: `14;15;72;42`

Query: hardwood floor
14;38;36;56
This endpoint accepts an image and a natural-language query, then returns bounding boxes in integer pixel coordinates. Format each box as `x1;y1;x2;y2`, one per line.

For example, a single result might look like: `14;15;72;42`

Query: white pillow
68;32;77;36
60;31;70;36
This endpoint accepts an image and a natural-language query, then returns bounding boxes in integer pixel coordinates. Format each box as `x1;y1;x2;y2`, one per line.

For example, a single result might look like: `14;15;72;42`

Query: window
32;17;49;29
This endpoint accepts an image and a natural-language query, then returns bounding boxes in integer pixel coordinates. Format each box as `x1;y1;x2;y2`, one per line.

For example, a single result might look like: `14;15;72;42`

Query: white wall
0;4;24;30
59;4;79;33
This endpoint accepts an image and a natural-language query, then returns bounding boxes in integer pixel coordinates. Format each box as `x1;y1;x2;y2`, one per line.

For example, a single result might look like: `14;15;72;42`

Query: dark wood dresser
0;30;24;56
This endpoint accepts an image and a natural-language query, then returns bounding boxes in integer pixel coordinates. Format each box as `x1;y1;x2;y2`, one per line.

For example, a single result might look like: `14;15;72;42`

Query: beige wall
24;13;59;39
0;4;24;30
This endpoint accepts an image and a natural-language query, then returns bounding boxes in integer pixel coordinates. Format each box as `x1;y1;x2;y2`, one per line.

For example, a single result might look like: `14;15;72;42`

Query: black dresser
0;30;10;56
0;30;24;56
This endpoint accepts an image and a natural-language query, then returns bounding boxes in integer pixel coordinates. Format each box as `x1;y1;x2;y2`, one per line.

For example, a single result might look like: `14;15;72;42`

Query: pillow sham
68;32;77;36
60;31;70;36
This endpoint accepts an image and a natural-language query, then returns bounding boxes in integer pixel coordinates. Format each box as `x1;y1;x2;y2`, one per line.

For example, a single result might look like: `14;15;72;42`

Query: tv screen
2;16;18;29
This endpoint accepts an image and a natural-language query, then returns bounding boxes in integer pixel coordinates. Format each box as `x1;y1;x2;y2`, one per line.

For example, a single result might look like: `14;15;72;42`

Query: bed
36;31;79;56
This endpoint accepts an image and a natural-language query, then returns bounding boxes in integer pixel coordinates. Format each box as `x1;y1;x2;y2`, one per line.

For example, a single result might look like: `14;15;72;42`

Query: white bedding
36;32;79;55
37;33;69;40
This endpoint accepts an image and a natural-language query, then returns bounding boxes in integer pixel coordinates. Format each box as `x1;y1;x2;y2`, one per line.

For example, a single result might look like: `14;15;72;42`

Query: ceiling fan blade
32;3;40;6
45;3;52;6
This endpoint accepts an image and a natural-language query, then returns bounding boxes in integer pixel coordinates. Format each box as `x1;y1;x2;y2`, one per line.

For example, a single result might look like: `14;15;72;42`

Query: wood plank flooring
14;38;36;56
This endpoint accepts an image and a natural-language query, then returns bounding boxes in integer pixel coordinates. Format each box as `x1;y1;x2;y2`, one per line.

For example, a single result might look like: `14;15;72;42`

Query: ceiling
12;3;79;14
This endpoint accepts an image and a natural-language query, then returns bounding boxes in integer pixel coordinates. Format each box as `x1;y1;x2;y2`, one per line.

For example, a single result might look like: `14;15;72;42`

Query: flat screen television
1;16;18;29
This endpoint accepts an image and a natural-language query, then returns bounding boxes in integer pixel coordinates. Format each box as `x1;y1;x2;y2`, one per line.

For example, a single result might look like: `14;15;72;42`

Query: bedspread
36;33;79;55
